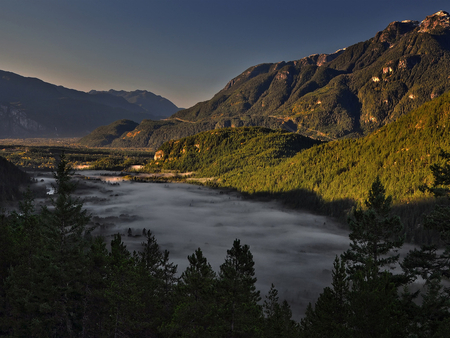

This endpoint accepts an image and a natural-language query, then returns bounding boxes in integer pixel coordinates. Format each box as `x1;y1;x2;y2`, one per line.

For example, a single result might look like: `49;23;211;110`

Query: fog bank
35;170;350;319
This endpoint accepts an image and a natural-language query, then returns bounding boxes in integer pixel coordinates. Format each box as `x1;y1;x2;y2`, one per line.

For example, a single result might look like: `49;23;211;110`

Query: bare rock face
154;150;164;161
0;105;46;138
375;20;419;44
419;10;450;33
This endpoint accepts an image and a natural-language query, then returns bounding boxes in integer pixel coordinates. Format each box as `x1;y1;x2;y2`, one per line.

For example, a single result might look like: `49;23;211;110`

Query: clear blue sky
0;0;448;108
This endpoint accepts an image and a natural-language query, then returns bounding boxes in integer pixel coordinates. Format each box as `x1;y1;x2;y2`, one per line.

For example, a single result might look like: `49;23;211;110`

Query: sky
0;1;449;108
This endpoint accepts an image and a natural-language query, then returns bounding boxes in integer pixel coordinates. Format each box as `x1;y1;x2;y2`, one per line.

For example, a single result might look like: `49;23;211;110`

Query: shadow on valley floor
234;187;444;246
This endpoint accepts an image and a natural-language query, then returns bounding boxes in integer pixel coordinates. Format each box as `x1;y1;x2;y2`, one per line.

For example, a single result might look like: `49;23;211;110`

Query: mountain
0;156;29;201
78;119;139;147
154;87;450;242
83;10;450;149
89;90;181;120
0;71;178;138
171;11;450;139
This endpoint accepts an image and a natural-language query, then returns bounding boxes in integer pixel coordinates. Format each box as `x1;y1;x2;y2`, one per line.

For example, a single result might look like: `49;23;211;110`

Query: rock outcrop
419;10;450;33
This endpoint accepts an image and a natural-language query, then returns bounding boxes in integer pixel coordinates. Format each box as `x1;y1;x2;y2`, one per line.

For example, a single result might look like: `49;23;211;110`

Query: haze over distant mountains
80;10;450;149
2;10;450;145
0;71;180;138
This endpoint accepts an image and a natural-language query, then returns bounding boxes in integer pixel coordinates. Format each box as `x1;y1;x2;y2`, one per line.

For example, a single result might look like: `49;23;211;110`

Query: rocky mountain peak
376;20;419;44
419;10;450;33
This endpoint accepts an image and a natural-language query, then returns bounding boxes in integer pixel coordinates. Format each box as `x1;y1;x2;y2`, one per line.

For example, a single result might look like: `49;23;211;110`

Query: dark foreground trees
3;154;450;337
0;155;296;337
302;170;450;337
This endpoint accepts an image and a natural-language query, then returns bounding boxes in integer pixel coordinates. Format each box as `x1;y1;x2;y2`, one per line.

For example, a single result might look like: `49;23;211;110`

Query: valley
1;8;450;336
31;170;351;320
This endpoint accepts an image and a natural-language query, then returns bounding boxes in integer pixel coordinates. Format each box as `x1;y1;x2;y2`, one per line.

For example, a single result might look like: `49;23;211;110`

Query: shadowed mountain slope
0;156;29;201
85;11;450;149
0;71;178;138
155;88;450;220
89;89;181;120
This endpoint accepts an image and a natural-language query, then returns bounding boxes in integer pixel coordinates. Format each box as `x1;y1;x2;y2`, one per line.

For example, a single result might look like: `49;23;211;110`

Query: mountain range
0;72;180;138
80;10;450;149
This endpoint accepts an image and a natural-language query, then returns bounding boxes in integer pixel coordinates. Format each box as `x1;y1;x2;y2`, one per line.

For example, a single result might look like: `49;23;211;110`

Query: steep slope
151;127;323;173
0;71;170;138
90;90;181;120
87;10;450;149
170;11;450;140
78;119;139;147
161;89;450;209
0;156;29;201
152;88;450;243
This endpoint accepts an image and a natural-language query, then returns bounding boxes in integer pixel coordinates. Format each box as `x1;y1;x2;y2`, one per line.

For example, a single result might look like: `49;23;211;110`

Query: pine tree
262;284;299;338
342;176;404;276
104;234;145;337
217;239;263;338
163;248;218;337
300;256;351;337
3;153;92;336
403;150;450;336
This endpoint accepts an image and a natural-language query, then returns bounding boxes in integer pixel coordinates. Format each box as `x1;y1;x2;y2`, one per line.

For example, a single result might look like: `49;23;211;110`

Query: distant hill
84;10;450;148
151;127;323;173
158;88;450;210
78;119;139;147
0;156;29;201
0;71;178;138
153;88;450;242
78;115;285;149
90;90;181;120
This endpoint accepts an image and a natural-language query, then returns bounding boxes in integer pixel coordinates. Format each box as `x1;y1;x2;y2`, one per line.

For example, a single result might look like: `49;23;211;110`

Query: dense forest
153;89;450;243
1;148;450;337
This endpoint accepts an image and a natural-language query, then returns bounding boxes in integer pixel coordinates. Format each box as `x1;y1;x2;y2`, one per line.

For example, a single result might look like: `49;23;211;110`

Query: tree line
1;152;450;337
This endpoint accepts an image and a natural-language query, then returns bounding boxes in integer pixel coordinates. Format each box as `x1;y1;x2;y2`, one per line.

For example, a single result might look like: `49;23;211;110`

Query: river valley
34;170;350;320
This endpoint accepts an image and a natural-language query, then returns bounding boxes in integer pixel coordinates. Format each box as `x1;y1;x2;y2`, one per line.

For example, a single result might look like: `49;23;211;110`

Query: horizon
0;1;448;108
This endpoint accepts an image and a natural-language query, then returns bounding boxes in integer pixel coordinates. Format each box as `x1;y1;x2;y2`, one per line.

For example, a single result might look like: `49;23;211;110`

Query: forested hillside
151;127;322;173
2;153;450;336
83;11;450;149
0;156;29;201
154;89;450;242
172;11;450;139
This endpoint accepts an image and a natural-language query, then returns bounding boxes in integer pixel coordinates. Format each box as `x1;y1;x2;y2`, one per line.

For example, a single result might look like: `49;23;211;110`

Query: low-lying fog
35;170;351;320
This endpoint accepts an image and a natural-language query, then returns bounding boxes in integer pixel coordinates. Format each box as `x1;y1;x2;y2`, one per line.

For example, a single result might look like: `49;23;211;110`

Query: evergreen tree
403;150;450;336
342;176;404;276
346;263;409;338
3;153;92;337
262;284;299;338
217;239;263;338
163;248;218;337
300;256;351;337
104;234;145;337
81;236;111;337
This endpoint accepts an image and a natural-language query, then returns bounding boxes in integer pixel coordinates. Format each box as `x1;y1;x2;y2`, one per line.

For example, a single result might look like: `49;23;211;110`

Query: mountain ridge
80;10;450;149
0;70;179;138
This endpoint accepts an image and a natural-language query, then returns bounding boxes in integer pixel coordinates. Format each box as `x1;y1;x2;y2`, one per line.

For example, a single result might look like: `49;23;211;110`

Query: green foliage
262;284;300;338
151;90;450;243
162;248;218;337
342;177;404;275
152;126;321;175
217;239;263;338
0;144;154;170
2;153;93;336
